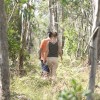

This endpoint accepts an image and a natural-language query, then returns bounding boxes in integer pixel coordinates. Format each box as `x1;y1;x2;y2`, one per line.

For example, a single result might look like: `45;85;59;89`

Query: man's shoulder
42;38;50;42
45;38;50;41
41;38;48;44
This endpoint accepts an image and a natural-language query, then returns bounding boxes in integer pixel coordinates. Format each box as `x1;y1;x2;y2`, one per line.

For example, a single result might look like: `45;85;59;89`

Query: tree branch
7;3;17;24
84;26;100;53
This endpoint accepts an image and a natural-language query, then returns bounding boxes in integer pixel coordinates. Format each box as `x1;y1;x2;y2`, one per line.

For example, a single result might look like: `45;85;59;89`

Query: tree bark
54;0;58;32
87;34;97;100
87;0;100;100
49;0;63;55
0;0;10;99
18;13;27;75
49;0;54;31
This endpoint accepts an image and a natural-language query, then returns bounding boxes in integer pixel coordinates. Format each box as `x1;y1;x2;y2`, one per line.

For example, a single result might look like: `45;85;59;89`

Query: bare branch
7;3;17;24
84;26;100;53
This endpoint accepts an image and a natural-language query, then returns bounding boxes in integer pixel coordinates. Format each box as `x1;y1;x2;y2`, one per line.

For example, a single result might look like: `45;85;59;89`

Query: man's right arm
39;39;45;60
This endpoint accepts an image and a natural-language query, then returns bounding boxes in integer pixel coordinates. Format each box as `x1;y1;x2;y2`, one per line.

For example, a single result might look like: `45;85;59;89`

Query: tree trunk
87;0;100;100
49;0;54;31
18;14;27;75
49;0;63;54
87;35;97;100
0;0;10;99
54;0;58;32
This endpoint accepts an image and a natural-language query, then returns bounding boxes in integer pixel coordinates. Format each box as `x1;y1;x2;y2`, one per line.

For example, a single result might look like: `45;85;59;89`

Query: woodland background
0;0;100;100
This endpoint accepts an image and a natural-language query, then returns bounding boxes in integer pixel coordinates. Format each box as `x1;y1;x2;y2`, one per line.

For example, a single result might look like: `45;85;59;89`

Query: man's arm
39;39;45;60
44;42;49;63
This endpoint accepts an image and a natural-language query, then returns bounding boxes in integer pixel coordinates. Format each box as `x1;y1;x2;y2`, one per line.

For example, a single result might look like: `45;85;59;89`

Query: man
39;32;52;78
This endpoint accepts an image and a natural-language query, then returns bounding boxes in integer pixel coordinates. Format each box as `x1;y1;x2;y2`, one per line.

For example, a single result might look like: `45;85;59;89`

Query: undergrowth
10;56;100;100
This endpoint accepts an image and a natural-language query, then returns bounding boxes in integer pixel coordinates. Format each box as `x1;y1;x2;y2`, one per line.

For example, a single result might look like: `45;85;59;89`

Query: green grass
10;56;100;100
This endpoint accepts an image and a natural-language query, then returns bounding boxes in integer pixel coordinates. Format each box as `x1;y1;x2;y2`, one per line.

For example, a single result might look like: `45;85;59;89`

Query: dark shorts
41;60;49;72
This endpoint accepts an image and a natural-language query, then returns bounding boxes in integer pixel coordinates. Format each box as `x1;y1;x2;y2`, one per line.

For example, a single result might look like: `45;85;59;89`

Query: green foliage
5;0;35;66
5;0;21;64
60;0;80;6
20;2;35;20
64;27;78;56
82;90;91;97
58;79;90;100
7;13;21;63
19;0;28;3
8;29;20;62
32;0;49;40
10;56;97;100
10;75;52;100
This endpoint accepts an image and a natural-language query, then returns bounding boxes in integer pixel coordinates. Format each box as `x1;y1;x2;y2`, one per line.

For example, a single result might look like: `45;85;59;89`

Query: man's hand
43;59;47;64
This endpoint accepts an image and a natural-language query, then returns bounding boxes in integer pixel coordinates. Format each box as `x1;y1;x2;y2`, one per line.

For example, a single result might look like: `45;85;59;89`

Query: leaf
82;90;91;96
71;79;77;86
67;93;73;99
19;0;28;3
60;90;67;96
76;85;83;92
71;96;77;100
59;97;64;100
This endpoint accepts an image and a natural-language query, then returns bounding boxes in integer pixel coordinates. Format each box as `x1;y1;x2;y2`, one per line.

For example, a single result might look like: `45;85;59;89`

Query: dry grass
10;55;100;100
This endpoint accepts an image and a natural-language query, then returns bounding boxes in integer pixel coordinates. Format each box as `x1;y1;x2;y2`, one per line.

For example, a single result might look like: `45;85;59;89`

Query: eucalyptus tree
49;0;63;56
49;0;58;31
5;0;35;75
87;0;100;100
18;0;35;75
0;0;10;99
59;0;92;57
5;0;21;67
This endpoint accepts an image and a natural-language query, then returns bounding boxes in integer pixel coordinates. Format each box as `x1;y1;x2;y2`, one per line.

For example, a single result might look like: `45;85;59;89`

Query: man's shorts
41;60;49;72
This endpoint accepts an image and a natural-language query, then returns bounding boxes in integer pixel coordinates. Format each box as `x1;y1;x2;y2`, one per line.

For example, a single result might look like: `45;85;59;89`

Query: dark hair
48;31;52;37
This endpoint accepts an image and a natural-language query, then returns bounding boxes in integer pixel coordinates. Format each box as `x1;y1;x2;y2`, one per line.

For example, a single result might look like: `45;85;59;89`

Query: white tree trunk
49;0;54;31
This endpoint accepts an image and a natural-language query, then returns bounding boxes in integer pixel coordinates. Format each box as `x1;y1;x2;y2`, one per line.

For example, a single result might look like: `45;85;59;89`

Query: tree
0;0;10;99
18;1;34;75
49;0;63;56
87;0;100;100
59;0;92;57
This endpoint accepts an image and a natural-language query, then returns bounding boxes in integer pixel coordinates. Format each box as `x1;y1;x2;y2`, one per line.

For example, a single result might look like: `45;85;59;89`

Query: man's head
48;31;58;38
